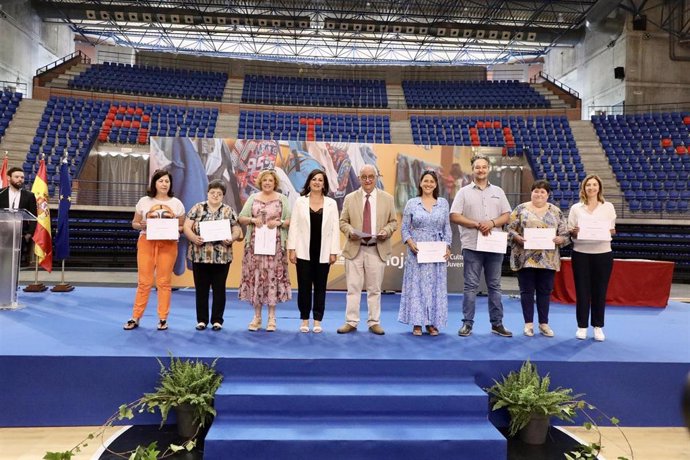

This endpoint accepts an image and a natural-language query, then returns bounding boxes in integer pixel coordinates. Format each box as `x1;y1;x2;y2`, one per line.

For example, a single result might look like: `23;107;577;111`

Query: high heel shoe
266;317;277;332
248;316;262;331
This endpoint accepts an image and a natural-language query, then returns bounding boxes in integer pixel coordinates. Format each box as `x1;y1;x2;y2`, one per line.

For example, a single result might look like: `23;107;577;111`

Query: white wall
0;0;74;96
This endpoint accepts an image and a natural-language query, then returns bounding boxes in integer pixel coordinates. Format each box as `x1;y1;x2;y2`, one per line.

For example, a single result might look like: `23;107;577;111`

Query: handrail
35;50;91;76
536;71;580;99
589;102;690;117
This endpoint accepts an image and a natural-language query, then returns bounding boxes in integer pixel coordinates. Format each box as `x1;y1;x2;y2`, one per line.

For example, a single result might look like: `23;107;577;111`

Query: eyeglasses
360;175;378;181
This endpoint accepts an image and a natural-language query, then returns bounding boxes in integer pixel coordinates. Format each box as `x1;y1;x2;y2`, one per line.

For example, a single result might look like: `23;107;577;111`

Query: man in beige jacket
337;164;398;335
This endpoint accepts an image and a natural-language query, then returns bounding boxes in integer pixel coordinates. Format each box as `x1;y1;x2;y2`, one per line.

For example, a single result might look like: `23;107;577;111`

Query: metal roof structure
29;0;680;65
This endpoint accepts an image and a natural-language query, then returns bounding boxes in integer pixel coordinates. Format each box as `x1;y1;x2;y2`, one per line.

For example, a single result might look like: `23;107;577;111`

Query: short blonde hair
255;169;280;189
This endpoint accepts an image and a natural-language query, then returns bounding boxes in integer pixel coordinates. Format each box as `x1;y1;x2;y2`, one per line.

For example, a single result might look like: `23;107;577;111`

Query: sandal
426;325;439;336
123;319;139;330
299;322;310;333
196;322;207;331
157;319;168;331
313;322;323;334
412;326;422;336
266;317;277;332
248;316;262;331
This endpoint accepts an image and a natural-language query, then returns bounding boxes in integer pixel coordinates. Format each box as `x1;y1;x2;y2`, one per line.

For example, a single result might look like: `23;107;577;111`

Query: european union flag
54;161;71;261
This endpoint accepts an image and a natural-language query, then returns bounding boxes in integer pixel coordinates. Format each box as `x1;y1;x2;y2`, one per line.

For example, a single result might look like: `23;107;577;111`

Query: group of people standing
121;155;616;342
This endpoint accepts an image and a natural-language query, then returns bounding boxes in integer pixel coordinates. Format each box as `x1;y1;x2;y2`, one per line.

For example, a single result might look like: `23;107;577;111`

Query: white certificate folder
416;241;447;263
199;219;232;242
146;219;179;240
476;231;508;254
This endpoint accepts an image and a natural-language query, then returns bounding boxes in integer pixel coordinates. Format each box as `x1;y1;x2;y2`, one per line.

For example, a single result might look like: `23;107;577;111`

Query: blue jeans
462;249;504;326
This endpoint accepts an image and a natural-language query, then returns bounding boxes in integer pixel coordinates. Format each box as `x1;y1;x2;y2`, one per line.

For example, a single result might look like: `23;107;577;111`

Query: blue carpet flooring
0;287;688;431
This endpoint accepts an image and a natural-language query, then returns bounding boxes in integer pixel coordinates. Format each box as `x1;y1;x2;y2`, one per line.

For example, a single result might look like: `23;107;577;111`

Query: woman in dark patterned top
183;179;243;331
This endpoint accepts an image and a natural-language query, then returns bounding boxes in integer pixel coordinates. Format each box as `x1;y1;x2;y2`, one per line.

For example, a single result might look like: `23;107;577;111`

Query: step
205;414;506;460
214;377;488;416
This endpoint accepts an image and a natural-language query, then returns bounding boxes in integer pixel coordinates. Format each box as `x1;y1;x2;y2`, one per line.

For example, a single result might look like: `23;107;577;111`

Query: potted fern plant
141;355;223;438
485;360;578;444
44;355;223;460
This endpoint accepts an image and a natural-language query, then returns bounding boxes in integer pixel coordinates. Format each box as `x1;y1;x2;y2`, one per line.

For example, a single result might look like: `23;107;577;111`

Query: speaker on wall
614;66;625;80
632;15;647;31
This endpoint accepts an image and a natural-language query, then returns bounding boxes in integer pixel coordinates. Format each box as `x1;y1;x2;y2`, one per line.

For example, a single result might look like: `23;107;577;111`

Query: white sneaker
576;328;587;340
593;327;605;342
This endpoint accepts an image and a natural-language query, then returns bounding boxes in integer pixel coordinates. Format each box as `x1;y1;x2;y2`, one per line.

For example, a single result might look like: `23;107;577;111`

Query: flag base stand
51;283;74;292
24;283;48;292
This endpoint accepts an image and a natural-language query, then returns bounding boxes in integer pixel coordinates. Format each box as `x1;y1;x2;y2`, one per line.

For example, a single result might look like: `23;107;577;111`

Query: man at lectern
0;167;37;265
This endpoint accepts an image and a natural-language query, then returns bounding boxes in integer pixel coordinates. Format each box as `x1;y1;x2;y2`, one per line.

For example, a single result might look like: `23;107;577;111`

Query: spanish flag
32;159;52;272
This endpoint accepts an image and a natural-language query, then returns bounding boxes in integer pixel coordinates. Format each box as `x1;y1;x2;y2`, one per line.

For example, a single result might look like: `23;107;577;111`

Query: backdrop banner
151;138;503;292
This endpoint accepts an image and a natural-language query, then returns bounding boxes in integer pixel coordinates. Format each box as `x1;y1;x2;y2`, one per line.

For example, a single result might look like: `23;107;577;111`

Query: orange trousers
131;236;178;320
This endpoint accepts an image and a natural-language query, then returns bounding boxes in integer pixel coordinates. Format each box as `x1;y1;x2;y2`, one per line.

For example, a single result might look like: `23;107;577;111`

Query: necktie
362;193;371;242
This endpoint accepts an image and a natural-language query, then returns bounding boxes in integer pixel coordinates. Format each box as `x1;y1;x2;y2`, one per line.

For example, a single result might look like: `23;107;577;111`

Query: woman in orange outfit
124;169;185;331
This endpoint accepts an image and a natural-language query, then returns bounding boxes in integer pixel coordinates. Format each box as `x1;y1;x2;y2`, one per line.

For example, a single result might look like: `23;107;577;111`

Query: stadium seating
24;96;219;195
402;80;550;109
68;62;227;102
593;112;690;214
238;110;391;143
241;75;387;108
0;90;22;141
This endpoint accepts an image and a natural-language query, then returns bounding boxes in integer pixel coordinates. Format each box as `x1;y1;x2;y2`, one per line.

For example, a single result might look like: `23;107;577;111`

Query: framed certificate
146;219;179;240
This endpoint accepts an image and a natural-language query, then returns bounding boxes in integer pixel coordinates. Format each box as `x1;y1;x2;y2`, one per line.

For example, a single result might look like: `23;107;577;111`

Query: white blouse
568;201;616;254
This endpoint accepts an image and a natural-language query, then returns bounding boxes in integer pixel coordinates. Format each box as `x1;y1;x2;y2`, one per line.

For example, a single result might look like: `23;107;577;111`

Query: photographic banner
150;138;483;292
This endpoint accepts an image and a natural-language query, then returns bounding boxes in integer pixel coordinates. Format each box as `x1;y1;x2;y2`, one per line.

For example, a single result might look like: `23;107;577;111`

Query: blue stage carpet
0;287;688;428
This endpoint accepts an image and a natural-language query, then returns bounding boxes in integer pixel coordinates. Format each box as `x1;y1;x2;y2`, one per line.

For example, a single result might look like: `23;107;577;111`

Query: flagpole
51;155;74;292
51;260;74;292
24;154;49;293
24;256;47;292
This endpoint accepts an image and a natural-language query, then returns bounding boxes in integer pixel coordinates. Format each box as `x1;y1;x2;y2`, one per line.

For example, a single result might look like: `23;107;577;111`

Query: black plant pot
175;404;200;439
518;414;550;445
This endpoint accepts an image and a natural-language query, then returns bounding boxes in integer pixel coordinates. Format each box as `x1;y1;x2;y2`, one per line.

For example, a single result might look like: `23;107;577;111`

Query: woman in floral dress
237;170;291;331
398;170;452;336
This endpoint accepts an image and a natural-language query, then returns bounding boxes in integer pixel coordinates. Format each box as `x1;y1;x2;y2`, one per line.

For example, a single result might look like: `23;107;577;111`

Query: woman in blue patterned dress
507;180;570;338
398;170;452;336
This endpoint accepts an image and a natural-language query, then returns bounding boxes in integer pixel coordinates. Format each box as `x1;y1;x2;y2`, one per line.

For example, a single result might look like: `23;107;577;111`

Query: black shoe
458;323;472;337
491;324;513;337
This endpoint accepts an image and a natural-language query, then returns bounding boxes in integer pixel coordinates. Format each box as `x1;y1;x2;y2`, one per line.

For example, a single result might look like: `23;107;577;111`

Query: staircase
223;78;243;104
204;364;505;459
569;120;625;213
530;84;570;110
0;99;47;165
44;63;90;89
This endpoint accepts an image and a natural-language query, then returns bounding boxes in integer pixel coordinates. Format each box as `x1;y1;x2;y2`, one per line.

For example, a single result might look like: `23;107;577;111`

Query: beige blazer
339;188;398;261
287;195;341;263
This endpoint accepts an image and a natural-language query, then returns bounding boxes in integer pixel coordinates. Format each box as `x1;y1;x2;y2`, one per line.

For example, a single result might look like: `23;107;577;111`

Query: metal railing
35;50;91;76
1;80;28;94
535;71;580;99
589;102;690;117
71;179;147;208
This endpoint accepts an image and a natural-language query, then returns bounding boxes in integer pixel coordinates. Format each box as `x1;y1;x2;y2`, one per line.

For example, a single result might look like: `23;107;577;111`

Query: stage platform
0;286;688;435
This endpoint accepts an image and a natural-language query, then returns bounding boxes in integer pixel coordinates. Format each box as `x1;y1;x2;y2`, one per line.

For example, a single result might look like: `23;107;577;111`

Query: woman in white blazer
287;169;341;333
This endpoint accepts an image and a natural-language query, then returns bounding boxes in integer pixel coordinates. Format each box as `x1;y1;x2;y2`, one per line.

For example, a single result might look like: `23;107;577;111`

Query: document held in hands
476;230;508;254
254;225;277;255
416;241;448;263
146;219;179;240
523;227;556;250
199;219;232;242
577;215;612;241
